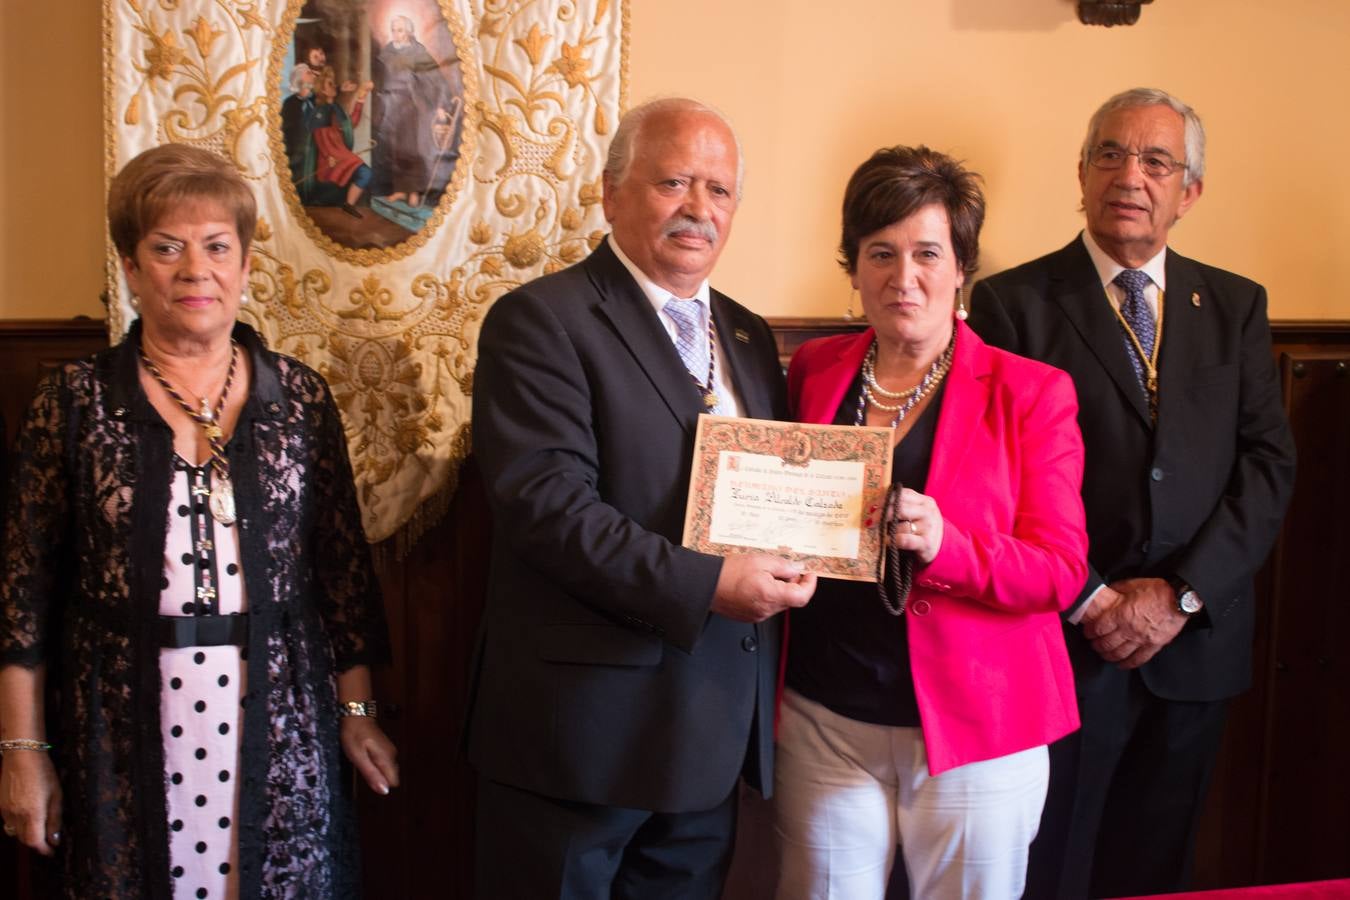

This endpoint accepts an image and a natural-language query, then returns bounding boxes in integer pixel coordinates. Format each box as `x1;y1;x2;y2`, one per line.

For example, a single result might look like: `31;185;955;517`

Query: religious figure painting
276;0;468;251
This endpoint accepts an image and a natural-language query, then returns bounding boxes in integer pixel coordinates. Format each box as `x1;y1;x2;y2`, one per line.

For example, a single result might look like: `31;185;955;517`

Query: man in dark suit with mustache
968;87;1296;899
467;97;817;898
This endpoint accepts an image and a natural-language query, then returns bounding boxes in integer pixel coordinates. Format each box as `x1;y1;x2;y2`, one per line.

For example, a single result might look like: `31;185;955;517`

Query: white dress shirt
1081;229;1167;320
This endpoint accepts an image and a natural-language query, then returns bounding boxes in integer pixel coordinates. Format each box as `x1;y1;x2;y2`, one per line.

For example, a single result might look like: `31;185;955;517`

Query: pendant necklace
140;341;241;525
854;334;956;615
1109;288;1165;423
689;316;720;411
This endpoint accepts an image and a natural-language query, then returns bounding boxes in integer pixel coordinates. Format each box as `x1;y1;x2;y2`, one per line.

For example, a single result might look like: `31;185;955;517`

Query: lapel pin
734;328;750;343
1191;292;1201;307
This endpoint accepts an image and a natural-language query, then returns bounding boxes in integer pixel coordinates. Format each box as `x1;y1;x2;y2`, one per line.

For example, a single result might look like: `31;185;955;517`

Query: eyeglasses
1088;145;1186;178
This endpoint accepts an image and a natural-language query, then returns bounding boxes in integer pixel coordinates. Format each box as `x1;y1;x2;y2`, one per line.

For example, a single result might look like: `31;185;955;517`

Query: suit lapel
1049;240;1153;425
711;293;768;419
1157;250;1203;399
589;240;705;432
925;323;988;501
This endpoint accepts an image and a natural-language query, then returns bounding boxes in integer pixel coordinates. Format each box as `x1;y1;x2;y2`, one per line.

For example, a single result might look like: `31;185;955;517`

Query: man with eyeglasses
968;88;1295;899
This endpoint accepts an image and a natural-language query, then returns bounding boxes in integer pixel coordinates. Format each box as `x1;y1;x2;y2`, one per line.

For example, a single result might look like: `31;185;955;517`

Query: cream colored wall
2;0;1346;320
0;0;107;319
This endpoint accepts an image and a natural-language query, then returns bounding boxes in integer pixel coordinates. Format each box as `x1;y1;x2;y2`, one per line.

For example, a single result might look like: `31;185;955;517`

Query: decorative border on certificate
682;416;893;581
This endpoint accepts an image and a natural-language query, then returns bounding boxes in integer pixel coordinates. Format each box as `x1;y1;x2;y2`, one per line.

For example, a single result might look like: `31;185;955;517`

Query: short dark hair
839;145;985;276
107;144;257;261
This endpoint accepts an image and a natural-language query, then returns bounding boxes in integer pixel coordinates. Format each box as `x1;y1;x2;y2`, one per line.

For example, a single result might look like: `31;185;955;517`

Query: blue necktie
1114;268;1156;389
664;298;709;387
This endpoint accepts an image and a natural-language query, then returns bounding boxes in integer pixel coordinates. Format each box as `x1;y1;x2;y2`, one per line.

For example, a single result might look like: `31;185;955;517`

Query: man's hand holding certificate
682;416;893;581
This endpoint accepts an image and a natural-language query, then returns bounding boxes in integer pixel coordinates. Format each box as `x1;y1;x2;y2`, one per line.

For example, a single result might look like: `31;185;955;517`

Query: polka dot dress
160;459;246;900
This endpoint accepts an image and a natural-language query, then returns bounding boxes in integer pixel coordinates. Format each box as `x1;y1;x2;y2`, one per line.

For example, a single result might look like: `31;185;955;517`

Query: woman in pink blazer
774;147;1088;900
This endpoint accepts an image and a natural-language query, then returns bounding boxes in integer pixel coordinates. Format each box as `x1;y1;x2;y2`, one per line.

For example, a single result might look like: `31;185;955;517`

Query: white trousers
773;689;1048;900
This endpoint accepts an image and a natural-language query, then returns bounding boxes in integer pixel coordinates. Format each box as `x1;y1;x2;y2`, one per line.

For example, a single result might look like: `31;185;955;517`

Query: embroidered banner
104;0;629;546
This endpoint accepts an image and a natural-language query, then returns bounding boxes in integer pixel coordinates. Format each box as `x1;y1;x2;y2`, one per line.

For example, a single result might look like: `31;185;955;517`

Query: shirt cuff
1068;583;1107;625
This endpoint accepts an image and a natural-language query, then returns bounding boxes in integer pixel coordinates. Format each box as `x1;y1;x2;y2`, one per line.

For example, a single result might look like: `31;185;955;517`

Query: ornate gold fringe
370;422;473;565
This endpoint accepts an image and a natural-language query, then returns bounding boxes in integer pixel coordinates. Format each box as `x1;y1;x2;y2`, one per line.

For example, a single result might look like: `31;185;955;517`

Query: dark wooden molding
0;318;109;453
765;316;868;367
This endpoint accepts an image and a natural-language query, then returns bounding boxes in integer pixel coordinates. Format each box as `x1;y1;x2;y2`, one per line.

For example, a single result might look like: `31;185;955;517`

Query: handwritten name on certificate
681;416;893;581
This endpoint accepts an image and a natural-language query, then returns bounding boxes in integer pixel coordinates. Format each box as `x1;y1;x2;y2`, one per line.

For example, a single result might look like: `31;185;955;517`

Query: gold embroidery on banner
125;0;272;172
106;0;629;546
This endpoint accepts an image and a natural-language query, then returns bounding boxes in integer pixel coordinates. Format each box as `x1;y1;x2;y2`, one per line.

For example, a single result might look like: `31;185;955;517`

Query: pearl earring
241;291;250;305
955;287;968;321
129;294;141;311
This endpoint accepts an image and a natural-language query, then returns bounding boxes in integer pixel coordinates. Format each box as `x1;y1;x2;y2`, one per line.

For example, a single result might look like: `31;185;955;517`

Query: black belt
157;614;248;648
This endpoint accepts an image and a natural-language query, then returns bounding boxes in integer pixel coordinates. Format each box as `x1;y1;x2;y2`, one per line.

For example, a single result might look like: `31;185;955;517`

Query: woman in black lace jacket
0;144;397;898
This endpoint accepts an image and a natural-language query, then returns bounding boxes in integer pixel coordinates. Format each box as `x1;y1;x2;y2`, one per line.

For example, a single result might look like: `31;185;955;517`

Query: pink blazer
787;322;1087;774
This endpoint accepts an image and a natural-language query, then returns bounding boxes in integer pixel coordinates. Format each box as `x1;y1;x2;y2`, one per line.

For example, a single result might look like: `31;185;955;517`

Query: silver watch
1174;582;1203;616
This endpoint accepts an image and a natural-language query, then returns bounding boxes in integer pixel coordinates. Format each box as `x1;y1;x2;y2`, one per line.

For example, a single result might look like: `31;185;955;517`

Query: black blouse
784;372;946;727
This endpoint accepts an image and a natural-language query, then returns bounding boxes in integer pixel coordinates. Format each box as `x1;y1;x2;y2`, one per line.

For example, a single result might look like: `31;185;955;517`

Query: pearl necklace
855;337;955;427
861;349;919;403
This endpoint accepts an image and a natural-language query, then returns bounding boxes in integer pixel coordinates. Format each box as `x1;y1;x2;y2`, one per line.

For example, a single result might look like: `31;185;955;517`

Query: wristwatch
338;700;378;718
1169;578;1204;616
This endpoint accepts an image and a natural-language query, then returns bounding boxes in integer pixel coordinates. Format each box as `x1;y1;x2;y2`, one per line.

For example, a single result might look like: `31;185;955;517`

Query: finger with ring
906;520;918;535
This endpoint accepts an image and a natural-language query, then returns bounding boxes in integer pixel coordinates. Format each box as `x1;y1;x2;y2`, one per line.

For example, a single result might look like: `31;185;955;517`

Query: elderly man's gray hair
288;63;314;94
1081;87;1206;186
603;97;745;200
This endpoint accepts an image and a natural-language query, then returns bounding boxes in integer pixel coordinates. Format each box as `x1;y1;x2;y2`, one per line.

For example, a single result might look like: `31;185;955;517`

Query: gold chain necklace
1109;287;1165;421
139;341;240;524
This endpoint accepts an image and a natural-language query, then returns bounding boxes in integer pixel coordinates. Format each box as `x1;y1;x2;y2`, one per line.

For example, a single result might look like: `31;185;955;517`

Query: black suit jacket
465;238;787;812
969;237;1295;702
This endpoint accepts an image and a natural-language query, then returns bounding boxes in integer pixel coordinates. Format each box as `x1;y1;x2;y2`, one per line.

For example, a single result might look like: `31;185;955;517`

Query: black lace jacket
0;322;390;899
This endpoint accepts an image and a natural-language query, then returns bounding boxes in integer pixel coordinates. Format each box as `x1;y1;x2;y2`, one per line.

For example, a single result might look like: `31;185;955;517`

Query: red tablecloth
1112;879;1350;899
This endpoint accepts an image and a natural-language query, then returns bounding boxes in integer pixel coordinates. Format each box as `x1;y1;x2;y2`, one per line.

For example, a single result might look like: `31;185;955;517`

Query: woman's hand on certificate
888;488;944;565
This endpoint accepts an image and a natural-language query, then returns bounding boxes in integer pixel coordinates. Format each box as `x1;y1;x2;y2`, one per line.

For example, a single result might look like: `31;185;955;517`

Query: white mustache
662;216;718;243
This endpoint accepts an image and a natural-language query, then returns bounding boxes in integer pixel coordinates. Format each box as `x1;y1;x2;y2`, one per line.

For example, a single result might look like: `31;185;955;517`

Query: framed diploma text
682;416;893;581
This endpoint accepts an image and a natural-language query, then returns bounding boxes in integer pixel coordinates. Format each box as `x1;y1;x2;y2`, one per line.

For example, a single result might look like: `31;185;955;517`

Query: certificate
681;416;893;581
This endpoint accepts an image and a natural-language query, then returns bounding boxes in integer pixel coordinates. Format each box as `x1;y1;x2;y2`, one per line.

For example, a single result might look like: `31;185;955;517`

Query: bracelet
338;700;377;718
0;739;52;754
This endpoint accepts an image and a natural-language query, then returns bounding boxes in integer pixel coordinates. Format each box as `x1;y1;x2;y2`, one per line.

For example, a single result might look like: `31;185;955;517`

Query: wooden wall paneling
1260;350;1350;883
3;317;1350;898
1192;331;1350;890
359;459;489;899
766;316;867;369
0;319;108;445
0;319;107;899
